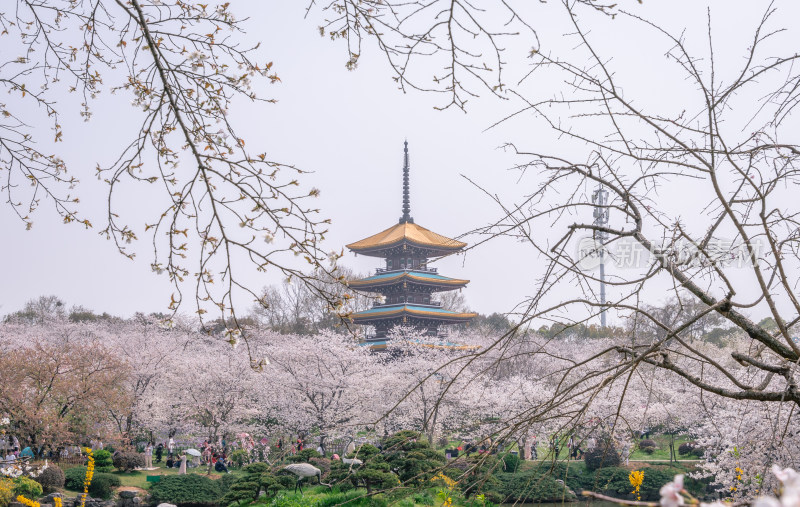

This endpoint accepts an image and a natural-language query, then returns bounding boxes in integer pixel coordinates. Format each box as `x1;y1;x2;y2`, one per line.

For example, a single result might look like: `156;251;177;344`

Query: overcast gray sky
2;1;798;322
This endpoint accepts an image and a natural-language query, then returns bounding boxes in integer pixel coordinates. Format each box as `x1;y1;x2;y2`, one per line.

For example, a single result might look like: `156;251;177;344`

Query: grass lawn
111;461;246;489
57;460;245;497
629;434;694;461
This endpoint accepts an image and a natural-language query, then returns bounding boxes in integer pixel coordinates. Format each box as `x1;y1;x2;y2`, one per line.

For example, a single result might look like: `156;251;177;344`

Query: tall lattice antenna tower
592;184;609;327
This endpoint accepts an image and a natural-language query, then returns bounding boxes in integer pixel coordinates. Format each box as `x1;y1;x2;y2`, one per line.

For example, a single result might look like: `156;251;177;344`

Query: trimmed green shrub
639;439;657;454
678;441;703;457
92;450;113;473
149;474;222;507
63;468;120;498
12;477;43;501
502;453;520;473
532;460;592;494
382;431;445;486
64;467;87;491
309;457;331;479
89;474;119;500
584;445;621;471
91;473;121;499
259;474;285;498
497;470;573;503
223;479;260;505
274;474;295;490
217;472;237;496
222;462;285;505
450;454;504;504
284;449;321;463
64;467;90;491
34;465;65;492
589;466;630;497
113;451;144;472
242;462;271;475
329;444;398;494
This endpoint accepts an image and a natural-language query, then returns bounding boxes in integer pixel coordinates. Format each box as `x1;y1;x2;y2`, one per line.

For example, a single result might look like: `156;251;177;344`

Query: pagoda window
400;258;405;269
387;259;393;270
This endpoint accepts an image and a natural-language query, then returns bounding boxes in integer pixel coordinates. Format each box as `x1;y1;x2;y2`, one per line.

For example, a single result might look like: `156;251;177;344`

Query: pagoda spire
400;140;414;224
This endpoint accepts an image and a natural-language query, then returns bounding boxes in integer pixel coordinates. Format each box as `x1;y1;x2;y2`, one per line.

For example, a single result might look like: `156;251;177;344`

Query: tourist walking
155;443;164;463
621;442;631;465
144;442;153;469
178;453;187;475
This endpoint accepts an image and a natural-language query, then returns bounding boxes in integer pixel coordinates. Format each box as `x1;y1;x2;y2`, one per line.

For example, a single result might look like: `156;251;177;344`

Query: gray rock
156;504;177;507
119;491;136;499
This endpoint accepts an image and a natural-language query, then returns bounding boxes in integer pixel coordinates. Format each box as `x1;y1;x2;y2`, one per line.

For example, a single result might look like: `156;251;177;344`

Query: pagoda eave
360;339;481;352
351;305;477;324
347;241;462;259
350;282;466;293
348;272;470;292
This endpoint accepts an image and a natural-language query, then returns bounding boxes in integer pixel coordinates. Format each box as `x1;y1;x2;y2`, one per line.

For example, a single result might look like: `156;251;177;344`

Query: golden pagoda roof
346;222;466;253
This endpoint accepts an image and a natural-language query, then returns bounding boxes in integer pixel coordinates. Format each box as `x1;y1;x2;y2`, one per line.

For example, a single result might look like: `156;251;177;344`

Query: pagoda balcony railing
375;267;438;275
372;301;443;308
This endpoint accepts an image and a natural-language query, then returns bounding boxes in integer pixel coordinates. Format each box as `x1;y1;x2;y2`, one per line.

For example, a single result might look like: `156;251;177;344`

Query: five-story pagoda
347;142;476;346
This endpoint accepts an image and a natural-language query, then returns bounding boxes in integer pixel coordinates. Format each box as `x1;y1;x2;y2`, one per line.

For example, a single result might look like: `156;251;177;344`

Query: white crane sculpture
282;463;332;494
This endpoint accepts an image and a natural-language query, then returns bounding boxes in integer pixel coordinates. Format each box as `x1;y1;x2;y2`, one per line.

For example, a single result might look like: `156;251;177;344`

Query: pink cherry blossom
660;474;684;507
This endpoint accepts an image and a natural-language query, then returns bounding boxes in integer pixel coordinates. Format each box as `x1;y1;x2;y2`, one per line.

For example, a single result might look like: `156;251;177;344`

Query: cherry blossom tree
0;322;131;446
101;317;195;440
256;330;380;453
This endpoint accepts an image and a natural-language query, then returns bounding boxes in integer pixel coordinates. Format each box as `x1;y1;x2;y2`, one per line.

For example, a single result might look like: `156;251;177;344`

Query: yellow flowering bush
16;495;40;507
436;489;453;507
54;497;62;507
0;478;13;507
430;472;457;490
729;465;744;492
81;448;95;507
629;470;644;501
430;472;458;507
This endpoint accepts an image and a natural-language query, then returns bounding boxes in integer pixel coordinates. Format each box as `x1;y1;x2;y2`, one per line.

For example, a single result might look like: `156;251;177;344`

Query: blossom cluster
659;467;800;507
0;462;46;479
